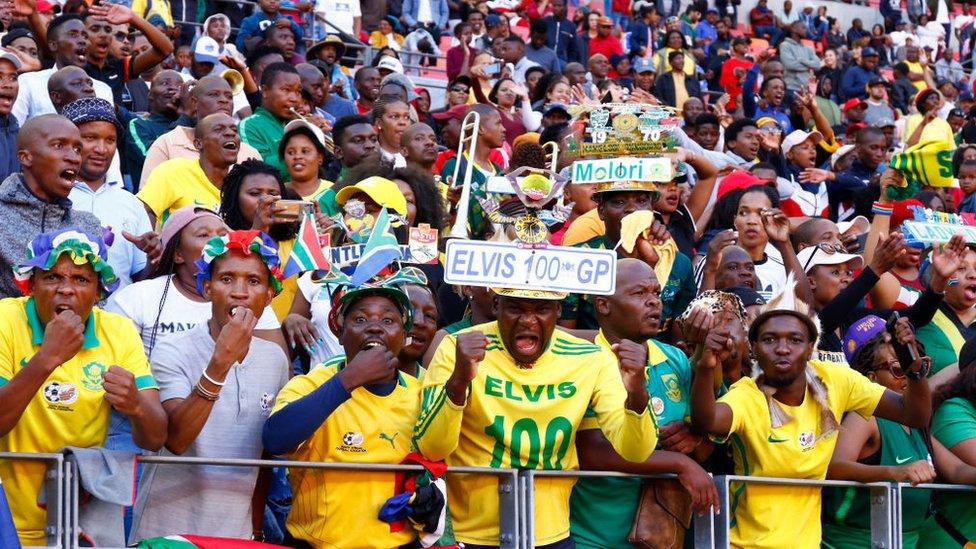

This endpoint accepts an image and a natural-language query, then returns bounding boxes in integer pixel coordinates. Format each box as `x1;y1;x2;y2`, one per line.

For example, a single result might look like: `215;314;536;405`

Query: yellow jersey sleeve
413;333;465;461
586;352;657;462
813;360;885;419
717;377;763;441
136;163;176;219
0;299;17;385
272;364;335;413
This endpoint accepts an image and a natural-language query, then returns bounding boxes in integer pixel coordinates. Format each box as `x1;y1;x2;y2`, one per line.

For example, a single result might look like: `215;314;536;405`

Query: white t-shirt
315;0;361;36
754;244;787;301
416;0;433;24
105;275;280;356
297;272;343;364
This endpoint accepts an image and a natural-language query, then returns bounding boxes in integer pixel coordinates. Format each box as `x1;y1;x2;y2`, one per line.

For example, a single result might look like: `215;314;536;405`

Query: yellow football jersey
717;359;885;549
0;297;157;545
415;322;656;546
271;356;421;549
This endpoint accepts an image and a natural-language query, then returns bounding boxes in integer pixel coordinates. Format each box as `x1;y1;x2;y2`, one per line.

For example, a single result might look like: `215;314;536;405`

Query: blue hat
62;97;120;132
861;46;879;57
633;57;656;73
843;315;887;363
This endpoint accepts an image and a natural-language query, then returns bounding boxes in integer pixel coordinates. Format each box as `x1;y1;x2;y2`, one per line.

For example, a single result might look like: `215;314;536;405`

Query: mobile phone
274;199;313;222
886;312;919;369
484;62;501;76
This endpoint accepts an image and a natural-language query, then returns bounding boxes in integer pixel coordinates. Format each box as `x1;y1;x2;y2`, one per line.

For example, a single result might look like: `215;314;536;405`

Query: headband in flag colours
14;228;119;298
194;230;284;295
887;140;953;200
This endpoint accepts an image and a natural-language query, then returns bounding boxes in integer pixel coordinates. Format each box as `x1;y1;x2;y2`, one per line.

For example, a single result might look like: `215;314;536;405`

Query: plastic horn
221;69;244;95
288;107;336;155
448;110;481;239
542;140;564;208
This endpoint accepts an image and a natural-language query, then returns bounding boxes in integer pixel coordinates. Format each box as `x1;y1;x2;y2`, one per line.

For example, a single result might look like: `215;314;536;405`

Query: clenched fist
613;339;649;413
36;311;86;372
102;365;142;417
339;346;398;390
446;331;488;405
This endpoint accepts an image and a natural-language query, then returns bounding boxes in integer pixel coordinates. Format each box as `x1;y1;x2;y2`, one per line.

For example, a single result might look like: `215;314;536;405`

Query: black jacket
652;71;702;109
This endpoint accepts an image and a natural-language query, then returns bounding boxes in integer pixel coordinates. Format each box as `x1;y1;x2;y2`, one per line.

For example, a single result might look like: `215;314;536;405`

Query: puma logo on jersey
379;431;399;449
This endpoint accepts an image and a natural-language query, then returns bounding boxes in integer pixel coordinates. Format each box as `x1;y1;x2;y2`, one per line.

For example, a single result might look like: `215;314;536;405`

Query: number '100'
523;254;563;282
485;415;573;469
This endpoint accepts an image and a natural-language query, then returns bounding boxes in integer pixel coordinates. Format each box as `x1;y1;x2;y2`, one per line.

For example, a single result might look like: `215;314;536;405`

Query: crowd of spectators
1;0;976;547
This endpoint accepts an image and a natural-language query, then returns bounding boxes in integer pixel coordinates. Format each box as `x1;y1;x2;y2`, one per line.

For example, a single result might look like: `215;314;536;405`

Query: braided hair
220;159;299;242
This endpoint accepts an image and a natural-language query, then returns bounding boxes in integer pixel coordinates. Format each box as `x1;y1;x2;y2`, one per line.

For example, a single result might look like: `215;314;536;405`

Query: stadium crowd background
0;0;976;546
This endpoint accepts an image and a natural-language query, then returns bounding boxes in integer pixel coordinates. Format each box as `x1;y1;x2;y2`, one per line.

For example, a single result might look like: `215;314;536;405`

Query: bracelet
872;201;893;216
193;382;220;401
906;357;932;380
201;369;226;387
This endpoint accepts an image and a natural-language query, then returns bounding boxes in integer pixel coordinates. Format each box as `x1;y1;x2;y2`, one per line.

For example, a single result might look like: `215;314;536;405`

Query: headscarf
194;230;284;295
14;228;119;298
326;267;427;335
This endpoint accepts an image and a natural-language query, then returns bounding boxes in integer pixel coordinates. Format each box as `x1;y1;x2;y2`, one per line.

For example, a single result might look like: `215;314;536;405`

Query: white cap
0;51;21;70
830;144;856;169
798;245;864;273
283;118;326;149
836;215;869;237
782;129;823;155
376;56;404;74
194;36;221;64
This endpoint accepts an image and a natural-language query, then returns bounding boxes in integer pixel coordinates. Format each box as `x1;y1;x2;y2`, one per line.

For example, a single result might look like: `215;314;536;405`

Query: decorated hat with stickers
14;228;119;298
327;267;428;334
193;230;285;295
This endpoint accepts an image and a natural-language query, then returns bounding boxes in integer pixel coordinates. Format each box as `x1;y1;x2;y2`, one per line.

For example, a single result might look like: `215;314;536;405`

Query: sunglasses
872;358;905;379
801;243;848;272
450;86;468;93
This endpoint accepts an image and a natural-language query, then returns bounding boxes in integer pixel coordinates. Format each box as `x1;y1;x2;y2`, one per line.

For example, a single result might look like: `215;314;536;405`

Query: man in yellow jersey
571;259;719;548
688;283;933;549
416;286;657;548
137;112;243;227
265;269;426;548
0;228;166;545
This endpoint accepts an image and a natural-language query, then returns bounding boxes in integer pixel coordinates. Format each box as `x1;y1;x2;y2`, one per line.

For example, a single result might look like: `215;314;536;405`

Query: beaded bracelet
872;201;893;216
194;382;220;401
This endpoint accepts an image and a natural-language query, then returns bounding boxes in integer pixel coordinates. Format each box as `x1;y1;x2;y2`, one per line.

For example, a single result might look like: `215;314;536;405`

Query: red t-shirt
588;35;624;60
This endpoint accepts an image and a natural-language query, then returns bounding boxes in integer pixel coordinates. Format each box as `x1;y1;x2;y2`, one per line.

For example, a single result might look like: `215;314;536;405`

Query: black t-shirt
84;56;133;108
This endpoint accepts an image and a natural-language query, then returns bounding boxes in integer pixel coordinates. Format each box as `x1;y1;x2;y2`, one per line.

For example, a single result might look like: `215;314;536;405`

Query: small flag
349;208;401;286
0;477;20;549
888;140;953;200
283;212;331;278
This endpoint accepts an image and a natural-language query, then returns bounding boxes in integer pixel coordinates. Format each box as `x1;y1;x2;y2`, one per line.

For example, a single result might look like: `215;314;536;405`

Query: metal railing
4;450;975;549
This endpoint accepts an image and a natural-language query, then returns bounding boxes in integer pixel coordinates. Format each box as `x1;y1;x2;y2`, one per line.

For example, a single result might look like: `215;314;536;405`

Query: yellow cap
593;181;660;195
334;176;408;216
491;287;569;300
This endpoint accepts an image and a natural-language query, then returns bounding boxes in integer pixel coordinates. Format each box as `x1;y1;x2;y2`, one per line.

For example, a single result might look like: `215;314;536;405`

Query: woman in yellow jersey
280;119;338;218
264;272;425;548
688;283;933;549
219;160;300;321
905;88;956;149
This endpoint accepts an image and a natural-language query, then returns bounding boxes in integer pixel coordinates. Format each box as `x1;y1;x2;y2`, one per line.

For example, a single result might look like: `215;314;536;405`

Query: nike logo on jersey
767;435;789;443
894;456;913;464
